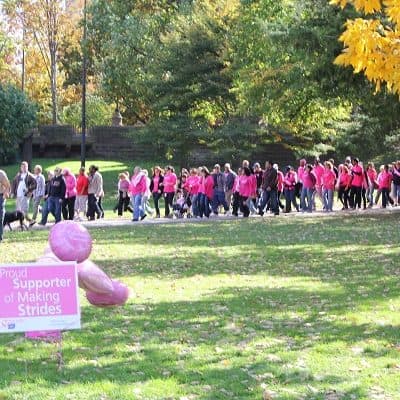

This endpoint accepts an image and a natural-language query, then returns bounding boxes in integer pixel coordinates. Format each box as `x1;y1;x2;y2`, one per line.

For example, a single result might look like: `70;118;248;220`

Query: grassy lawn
1;214;400;399
0;159;161;213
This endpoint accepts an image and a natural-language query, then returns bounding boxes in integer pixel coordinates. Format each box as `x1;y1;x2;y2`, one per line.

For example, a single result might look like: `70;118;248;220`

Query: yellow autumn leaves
331;0;400;94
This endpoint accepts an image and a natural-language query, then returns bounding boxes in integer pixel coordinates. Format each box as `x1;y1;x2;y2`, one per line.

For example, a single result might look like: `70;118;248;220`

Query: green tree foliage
0;84;37;164
60;95;114;128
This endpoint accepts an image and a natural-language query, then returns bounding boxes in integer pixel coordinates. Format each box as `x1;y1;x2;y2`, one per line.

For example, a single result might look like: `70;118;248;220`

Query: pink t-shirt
378;171;392;189
152;176;160;193
351;165;363;187
314;164;324;187
163;172;177;193
238;174;256;197
297;166;305;183
339;172;351;188
303;171;316;189
367;168;377;184
130;174;146;195
186;175;201;195
322;169;336;190
284;172;297;190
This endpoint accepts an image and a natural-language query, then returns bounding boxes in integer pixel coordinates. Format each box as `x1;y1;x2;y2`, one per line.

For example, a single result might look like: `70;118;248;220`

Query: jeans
394;184;400;204
199;193;210;218
164;192;174;217
87;193;101;220
42;196;62;224
259;189;278;215
131;194;144;220
367;184;375;207
0;194;5;241
300;187;314;212
62;196;76;220
191;194;199;217
212;190;228;214
322;188;334;212
32;196;42;221
284;189;298;212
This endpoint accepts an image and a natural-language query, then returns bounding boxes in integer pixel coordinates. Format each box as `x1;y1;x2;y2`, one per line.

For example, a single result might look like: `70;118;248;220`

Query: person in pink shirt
378;165;392;208
321;161;336;212
186;168;201;217
297;159;306;201
232;167;242;217
129;166;147;221
198;166;213;218
337;164;352;210
300;164;316;212
150;166;164;218
312;158;324;211
283;166;298;213
274;164;285;211
62;168;77;220
366;162;377;208
114;172;132;217
163;166;177;218
349;158;363;209
238;167;257;218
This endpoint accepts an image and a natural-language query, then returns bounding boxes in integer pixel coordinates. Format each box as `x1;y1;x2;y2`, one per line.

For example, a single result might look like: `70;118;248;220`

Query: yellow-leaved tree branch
331;0;400;93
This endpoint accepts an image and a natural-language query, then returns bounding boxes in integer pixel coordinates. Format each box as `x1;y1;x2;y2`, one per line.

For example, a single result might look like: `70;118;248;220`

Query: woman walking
198;167;213;218
150;166;164;218
321;161;336;212
163;166;177;218
62;168;77;220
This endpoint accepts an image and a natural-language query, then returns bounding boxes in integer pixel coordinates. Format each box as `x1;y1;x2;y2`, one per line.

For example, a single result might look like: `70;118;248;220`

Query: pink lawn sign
0;262;80;334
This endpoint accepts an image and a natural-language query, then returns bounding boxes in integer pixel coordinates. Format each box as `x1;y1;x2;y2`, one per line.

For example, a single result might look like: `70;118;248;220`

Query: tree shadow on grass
0;284;397;398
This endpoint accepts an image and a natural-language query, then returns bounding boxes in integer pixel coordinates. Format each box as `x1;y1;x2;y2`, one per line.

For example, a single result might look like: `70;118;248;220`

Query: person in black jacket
258;161;279;216
150;166;164;218
39;167;66;225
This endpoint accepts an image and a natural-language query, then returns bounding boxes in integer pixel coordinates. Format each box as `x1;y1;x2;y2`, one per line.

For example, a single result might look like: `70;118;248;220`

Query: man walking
212;164;229;215
11;161;36;220
87;165;103;220
0;169;11;243
258;161;279;216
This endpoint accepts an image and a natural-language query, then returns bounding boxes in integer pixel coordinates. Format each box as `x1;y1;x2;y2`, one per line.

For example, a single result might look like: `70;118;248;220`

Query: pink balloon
86;280;130;307
49;221;92;263
77;260;114;294
37;247;61;264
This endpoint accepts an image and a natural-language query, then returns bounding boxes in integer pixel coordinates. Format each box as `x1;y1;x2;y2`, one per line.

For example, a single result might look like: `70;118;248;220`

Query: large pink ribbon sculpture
46;221;130;307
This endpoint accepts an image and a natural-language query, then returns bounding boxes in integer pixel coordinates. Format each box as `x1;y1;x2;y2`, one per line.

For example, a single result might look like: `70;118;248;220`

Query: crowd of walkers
0;155;399;241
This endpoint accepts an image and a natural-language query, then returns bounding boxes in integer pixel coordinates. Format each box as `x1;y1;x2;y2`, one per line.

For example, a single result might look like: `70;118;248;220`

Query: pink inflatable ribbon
86;280;130;307
77;260;114;294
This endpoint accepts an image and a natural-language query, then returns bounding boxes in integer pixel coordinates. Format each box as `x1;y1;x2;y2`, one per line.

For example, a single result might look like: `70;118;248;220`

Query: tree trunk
50;42;57;124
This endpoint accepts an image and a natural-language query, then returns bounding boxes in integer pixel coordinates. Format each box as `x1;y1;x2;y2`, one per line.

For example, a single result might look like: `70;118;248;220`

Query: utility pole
81;0;87;168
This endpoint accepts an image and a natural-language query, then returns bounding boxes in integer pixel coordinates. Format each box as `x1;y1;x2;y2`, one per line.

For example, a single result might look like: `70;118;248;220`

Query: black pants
338;186;350;209
382;188;390;208
232;192;240;216
361;188;367;209
87;194;101;220
164;192;174;216
115;191;131;216
62;196;76;220
349;186;362;209
240;196;250;217
153;192;162;216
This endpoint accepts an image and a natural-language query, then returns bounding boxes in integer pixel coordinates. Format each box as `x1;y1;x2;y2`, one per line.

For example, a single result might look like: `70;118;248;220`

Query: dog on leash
3;211;28;231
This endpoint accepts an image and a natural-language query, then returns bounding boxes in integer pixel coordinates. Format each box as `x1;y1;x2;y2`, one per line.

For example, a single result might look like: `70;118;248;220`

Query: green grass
1;214;400;399
0;158;163;213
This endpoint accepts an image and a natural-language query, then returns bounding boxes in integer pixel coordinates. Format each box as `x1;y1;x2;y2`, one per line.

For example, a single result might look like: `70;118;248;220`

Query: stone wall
26;125;297;167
